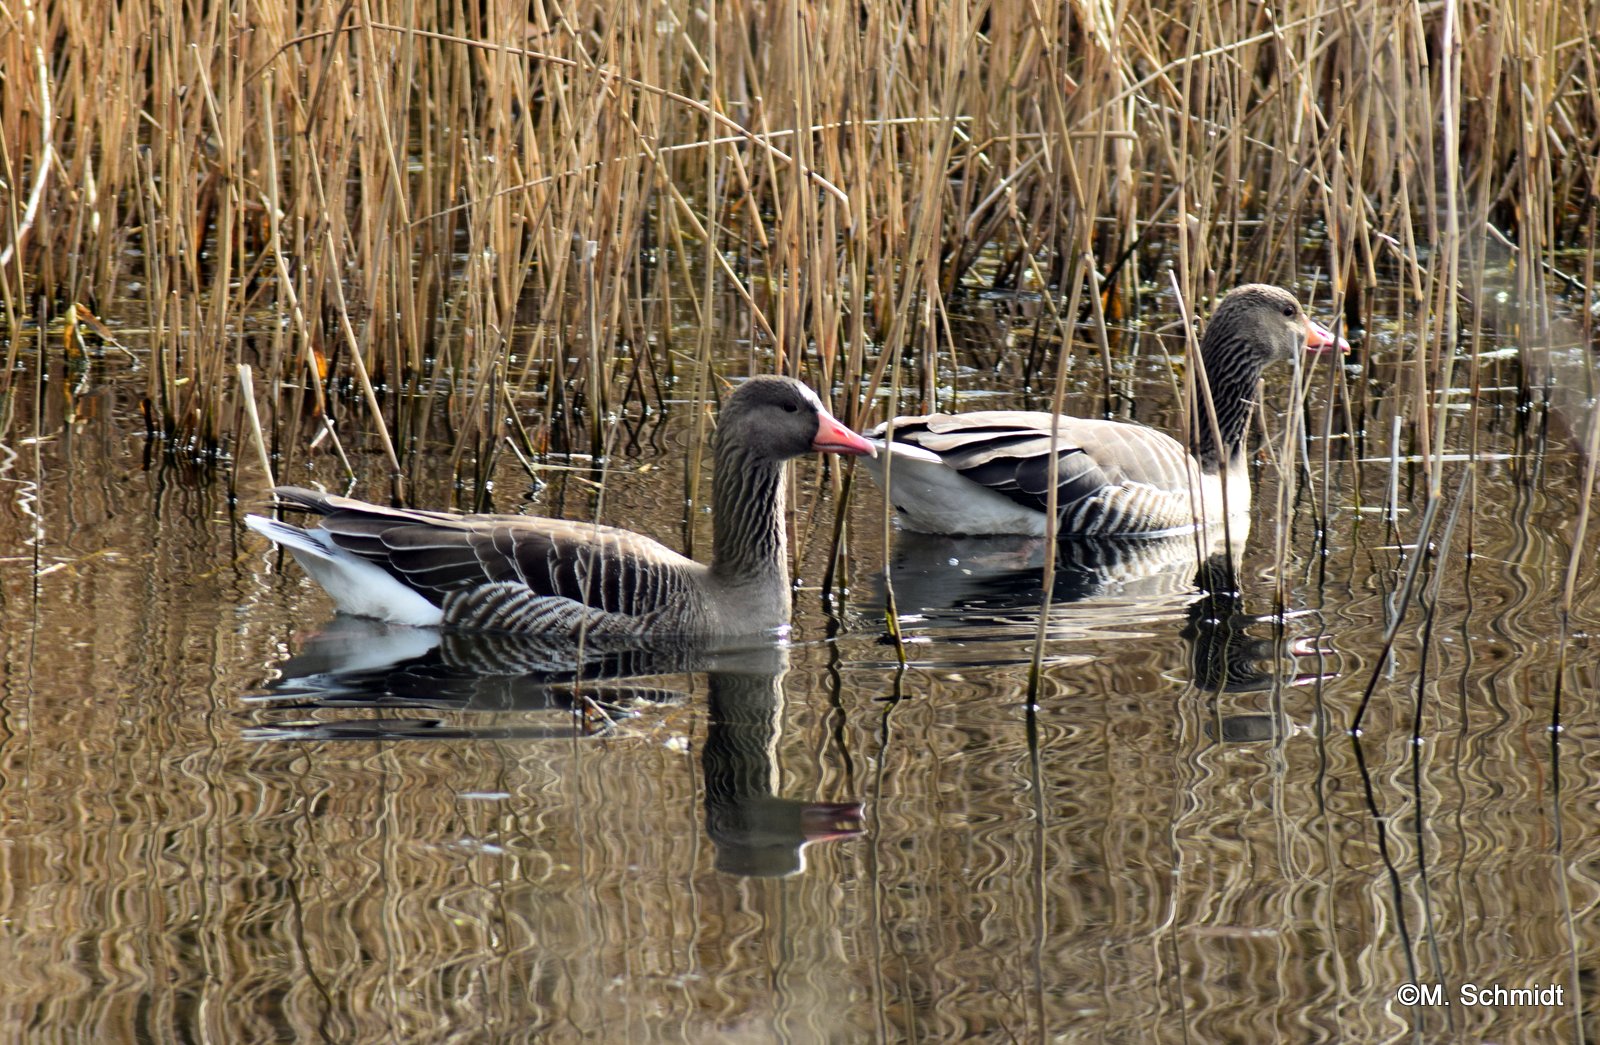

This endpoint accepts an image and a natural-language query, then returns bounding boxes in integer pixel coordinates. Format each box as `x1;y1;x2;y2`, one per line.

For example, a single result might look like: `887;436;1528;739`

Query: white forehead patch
795;380;824;412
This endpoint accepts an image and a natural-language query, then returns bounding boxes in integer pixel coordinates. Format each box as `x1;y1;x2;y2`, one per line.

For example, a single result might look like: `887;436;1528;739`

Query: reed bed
0;0;1592;480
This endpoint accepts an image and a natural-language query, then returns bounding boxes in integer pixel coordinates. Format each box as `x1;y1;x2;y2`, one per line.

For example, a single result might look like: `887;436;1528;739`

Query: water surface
2;290;1597;1042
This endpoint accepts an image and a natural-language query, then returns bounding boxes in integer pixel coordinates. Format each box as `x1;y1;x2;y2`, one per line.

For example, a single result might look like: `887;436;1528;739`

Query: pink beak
812;410;877;456
1305;317;1350;354
799;801;866;842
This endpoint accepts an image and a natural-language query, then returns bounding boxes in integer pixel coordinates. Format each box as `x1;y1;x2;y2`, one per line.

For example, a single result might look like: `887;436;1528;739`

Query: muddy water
2;292;1598;1042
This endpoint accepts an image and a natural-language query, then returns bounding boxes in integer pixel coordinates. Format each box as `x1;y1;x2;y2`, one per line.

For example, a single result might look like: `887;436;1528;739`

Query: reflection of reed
7;343;1600;1041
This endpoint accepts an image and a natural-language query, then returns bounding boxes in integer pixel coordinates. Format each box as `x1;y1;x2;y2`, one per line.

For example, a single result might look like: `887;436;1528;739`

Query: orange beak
812;410;877;456
1304;316;1350;354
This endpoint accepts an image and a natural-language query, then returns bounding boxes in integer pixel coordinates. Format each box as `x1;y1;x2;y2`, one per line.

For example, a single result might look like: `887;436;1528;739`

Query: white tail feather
245;515;444;627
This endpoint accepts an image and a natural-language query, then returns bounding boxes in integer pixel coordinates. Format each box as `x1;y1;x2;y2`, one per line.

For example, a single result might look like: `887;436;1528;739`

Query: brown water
3;293;1599;1042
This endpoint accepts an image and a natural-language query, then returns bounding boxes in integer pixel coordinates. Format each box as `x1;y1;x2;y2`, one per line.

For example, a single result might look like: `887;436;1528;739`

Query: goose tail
245;514;444;627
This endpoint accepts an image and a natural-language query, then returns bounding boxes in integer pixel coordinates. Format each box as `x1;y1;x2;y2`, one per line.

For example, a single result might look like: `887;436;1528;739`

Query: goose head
1202;283;1344;375
717;375;875;462
708;375;873;591
1191;284;1345;469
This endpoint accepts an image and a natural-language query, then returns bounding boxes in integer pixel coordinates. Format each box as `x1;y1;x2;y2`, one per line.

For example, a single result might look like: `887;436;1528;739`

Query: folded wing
271;487;702;631
876;413;1200;532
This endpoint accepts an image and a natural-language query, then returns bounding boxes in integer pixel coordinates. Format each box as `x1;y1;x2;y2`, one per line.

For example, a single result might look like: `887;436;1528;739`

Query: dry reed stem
0;0;1584;524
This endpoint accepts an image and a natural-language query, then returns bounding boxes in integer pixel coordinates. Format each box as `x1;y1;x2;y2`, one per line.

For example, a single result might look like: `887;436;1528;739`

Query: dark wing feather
273;488;698;616
879;413;1189;517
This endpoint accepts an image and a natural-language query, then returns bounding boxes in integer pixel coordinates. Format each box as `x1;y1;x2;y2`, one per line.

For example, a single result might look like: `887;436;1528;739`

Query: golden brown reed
0;0;1593;467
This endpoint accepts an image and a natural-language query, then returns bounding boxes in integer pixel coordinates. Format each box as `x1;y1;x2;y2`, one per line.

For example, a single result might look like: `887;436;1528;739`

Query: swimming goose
245;376;875;637
859;284;1343;537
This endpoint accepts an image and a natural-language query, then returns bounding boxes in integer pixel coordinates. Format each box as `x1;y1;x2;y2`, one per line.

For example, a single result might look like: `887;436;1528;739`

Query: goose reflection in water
245;620;863;878
1182;556;1336;746
873;533;1337;712
870;531;1239;658
877;531;1218;619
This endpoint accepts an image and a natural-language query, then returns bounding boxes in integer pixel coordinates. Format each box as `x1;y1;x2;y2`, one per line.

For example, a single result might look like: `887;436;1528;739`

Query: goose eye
783;401;799;413
1282;304;1297;318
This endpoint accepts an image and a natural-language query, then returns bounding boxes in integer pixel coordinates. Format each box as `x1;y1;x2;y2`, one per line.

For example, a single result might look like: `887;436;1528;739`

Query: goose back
863;412;1244;537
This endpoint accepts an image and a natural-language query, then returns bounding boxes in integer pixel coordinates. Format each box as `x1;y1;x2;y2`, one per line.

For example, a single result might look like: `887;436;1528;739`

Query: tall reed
0;0;1590;502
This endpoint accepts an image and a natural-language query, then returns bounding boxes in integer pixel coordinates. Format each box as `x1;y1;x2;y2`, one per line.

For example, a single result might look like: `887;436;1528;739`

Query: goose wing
876;412;1195;516
271;487;700;620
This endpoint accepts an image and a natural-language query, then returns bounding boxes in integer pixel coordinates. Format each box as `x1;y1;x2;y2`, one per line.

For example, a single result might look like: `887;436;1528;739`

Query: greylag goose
245;376;874;637
859;284;1343;537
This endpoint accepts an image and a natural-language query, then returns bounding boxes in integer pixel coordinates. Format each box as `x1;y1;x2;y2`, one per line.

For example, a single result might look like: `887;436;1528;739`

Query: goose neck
1191;345;1261;472
711;445;789;587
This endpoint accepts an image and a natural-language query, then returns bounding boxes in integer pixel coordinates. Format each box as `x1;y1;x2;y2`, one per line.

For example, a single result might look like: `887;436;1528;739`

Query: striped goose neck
1191;334;1267;473
711;443;788;586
